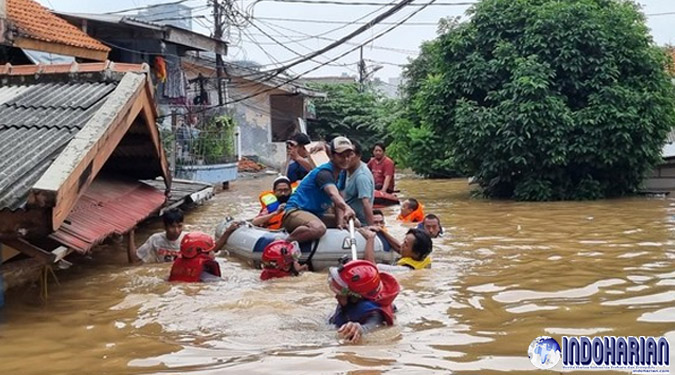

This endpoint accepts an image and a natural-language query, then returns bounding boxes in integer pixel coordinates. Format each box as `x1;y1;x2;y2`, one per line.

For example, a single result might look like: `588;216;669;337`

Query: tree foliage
307;83;399;159
397;0;675;200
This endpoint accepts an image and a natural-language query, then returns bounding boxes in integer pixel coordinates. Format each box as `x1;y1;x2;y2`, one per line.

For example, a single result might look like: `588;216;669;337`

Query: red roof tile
6;0;110;52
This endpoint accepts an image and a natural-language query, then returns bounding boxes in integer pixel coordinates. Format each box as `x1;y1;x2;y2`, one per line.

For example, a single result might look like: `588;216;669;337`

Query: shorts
282;209;337;232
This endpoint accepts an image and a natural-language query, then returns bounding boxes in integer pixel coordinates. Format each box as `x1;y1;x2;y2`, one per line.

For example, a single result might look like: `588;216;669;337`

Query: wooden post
126;229;136;264
171;109;177;174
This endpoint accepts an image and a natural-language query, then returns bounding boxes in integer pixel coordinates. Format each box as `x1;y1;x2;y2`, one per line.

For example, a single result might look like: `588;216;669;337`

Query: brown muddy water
0;176;674;374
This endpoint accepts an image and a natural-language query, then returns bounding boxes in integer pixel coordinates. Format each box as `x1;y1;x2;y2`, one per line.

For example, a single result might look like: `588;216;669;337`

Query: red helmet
261;240;300;271
180;231;215;259
329;260;400;305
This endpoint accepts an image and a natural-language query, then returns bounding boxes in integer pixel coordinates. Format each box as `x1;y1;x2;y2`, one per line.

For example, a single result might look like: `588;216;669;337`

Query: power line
254;0;417;76
248;19;363;72
159;0;438;119
250;21;417;54
254;0;470;6
254;16;439;25
206;0;416;87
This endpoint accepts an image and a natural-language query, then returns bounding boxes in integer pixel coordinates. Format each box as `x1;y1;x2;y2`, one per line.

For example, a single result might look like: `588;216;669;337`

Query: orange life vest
169;255;221;282
397;203;425;223
257;182;298;230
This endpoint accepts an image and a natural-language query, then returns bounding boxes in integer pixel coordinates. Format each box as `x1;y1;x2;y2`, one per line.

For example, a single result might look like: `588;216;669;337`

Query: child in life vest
328;260;400;344
169;231;222;282
361;227;433;272
260;240;308;280
397;198;425;223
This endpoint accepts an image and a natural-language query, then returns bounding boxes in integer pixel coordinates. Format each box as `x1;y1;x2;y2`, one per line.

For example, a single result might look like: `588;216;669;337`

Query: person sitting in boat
367;142;396;194
260;240;308;280
328;260;400;344
417;214;443;238
397;198;425;223
134;208;185;263
169;222;242;283
252;176;295;230
372;209;386;231
344;141;375;226
286;133;315;184
362;227;433;271
283;136;357;246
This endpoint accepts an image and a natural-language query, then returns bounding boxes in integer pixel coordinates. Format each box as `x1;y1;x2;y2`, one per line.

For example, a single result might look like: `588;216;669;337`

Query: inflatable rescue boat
215;220;395;271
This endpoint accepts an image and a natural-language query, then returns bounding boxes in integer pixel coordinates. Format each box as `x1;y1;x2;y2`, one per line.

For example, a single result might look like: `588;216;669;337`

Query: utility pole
212;0;224;106
358;46;366;91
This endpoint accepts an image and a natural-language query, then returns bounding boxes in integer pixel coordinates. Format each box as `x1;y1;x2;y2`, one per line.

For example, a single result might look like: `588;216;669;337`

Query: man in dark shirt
286;133;315;183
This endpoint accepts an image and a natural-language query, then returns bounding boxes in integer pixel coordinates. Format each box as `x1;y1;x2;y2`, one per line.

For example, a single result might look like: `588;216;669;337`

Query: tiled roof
0;62;147;211
6;0;110;52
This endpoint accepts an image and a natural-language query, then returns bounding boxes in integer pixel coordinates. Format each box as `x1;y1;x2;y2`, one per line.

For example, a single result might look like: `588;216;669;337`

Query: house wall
643;159;675;192
181;65;307;169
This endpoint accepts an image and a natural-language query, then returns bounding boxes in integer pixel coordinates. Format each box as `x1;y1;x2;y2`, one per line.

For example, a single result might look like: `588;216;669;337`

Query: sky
38;0;675;80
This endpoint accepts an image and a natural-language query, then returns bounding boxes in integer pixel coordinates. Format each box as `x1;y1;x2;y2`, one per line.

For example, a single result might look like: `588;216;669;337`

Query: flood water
1;175;674;374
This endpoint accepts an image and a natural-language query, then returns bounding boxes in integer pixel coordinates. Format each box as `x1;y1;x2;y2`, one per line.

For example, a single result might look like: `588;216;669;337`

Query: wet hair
373;209;384;216
373;142;386;152
289;133;311;145
352;140;362;156
406;198;419;211
422;214;443;235
162;208;184;226
406;228;433;260
424;214;441;226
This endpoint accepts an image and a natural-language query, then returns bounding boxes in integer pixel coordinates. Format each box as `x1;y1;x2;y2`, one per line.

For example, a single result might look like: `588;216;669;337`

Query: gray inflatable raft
215;220;395;271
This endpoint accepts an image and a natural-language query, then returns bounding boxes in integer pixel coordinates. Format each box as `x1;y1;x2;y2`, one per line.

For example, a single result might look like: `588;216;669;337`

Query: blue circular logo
528;336;561;369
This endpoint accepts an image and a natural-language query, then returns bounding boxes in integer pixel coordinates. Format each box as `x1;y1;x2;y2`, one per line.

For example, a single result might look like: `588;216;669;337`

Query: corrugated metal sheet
0;127;76;210
0;80;117;210
49;178;166;253
7;82;116;109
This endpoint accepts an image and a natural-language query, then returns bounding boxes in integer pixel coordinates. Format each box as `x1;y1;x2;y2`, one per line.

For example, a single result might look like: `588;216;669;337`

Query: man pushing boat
282;136;357;248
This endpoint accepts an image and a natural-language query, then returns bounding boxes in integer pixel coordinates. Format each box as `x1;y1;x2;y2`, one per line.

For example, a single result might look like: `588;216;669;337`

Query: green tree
307;83;399;158
399;0;675;199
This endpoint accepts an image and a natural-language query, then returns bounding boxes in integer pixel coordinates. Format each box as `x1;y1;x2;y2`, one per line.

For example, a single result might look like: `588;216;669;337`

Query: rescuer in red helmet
260;239;308;280
169;231;221;282
327;260;400;344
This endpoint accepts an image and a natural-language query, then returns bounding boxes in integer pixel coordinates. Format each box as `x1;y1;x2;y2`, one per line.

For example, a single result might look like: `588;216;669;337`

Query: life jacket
397;203;425;223
397;256;432;270
258;182;299;230
329;299;395;327
169;254;222;282
260;268;293;281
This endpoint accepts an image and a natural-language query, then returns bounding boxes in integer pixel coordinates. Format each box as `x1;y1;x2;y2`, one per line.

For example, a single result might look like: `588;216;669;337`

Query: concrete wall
228;79;300;169
643;159;675;192
180;67;308;170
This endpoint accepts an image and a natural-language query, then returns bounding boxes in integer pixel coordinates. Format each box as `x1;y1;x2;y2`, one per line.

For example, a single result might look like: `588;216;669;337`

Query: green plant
195;115;237;164
307;83;401;159
398;0;675;199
